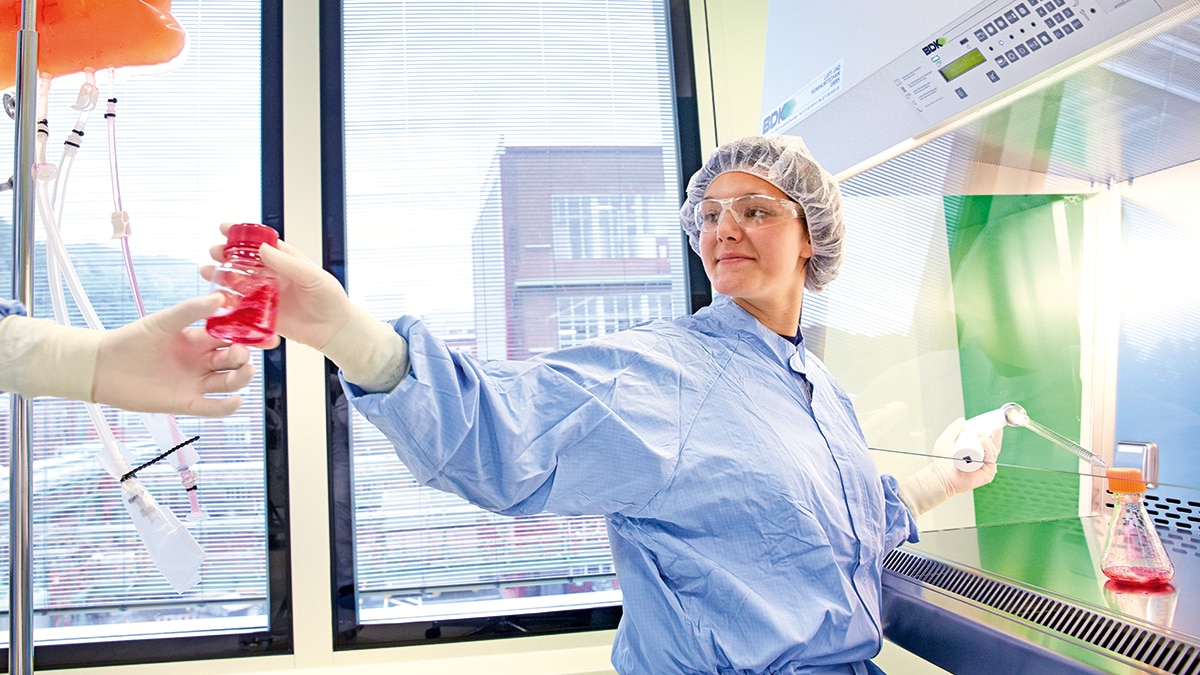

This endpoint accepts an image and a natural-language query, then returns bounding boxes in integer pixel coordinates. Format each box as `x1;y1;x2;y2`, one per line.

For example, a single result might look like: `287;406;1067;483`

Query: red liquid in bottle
205;223;279;344
206;280;279;344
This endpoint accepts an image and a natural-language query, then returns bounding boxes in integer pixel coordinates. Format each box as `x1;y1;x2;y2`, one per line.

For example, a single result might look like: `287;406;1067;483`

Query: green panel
944;194;1088;526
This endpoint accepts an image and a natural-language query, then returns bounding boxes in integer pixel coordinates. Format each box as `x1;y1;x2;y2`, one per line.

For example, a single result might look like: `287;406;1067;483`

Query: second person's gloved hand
204;223;410;393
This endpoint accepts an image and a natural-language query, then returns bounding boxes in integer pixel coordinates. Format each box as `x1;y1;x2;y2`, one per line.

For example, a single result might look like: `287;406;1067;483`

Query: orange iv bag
0;0;186;90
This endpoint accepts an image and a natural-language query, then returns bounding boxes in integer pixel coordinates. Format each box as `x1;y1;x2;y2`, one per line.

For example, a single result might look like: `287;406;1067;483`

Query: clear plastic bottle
205;223;279;344
1101;467;1174;587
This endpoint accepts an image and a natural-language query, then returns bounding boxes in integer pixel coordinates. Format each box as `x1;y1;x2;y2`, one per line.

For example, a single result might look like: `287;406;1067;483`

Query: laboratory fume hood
765;0;1200;672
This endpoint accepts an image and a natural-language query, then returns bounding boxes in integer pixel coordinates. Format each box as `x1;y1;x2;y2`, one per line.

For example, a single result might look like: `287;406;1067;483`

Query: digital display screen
939;48;987;82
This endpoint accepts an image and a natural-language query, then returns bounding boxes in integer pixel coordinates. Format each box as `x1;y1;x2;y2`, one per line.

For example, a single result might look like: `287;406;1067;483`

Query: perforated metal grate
883;548;1200;674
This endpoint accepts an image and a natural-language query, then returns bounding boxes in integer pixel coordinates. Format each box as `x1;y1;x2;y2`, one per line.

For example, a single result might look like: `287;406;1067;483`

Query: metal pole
9;0;38;672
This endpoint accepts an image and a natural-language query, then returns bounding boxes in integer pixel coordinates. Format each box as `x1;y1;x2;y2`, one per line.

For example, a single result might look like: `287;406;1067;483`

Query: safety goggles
695;194;801;232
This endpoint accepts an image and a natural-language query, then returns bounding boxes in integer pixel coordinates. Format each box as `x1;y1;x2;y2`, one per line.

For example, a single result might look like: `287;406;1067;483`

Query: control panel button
1046;16;1056;27
985;22;998;35
1053;27;1065;38
1063;22;1074;33
955;87;968;99
995;15;1009;28
1015;43;1030;56
1026;37;1042;51
996;54;1010;67
1038;31;1053;44
1062;7;1074;17
975;28;989;41
1016;4;1031;17
1005;48;1019;61
1071;18;1083;29
1005;9;1019;22
986;69;1000;82
1036;5;1048;16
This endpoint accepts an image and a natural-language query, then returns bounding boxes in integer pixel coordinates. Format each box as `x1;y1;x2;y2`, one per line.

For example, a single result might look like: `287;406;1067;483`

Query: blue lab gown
345;294;920;674
1;299;25;318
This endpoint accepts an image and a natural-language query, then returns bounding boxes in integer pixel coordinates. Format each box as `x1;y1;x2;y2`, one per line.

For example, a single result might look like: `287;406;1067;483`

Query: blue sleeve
344;316;681;518
880;474;921;550
1;299;27;319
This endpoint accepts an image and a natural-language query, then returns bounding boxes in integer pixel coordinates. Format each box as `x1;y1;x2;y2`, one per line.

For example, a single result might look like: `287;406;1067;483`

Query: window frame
320;0;705;650
1;0;293;667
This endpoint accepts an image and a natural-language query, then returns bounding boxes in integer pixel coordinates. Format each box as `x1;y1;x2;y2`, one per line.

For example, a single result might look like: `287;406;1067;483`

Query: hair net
679;135;845;293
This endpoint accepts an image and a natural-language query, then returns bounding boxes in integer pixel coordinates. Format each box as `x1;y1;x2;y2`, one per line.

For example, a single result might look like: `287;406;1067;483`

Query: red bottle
205;223;280;344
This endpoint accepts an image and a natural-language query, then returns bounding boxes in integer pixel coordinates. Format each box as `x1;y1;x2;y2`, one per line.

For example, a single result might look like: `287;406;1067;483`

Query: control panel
765;0;1186;174
887;0;1152;118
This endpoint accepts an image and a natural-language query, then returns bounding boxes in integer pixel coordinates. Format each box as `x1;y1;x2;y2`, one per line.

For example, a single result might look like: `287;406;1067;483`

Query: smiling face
699;171;813;334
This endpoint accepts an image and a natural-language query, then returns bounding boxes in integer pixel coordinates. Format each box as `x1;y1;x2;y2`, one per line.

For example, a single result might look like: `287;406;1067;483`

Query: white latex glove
0;294;253;417
205;223;409;392
896;417;1002;518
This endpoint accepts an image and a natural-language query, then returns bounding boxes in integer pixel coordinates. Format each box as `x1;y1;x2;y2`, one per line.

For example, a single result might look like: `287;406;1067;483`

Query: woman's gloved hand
205;222;351;351
0;293;253;417
205;223;409;392
896;417;1003;518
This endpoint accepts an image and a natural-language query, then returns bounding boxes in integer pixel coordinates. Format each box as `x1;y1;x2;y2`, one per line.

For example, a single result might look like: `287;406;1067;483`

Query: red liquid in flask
1102;565;1175;587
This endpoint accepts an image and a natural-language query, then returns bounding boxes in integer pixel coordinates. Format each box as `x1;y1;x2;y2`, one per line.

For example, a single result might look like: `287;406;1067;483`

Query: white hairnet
679;135;845;293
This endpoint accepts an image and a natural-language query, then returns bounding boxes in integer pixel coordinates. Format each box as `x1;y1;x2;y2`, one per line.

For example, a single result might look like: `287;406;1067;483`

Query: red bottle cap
225;222;278;250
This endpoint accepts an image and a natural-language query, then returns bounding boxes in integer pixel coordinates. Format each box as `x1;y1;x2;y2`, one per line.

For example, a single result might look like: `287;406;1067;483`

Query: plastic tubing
103;70;203;518
105;71;146;317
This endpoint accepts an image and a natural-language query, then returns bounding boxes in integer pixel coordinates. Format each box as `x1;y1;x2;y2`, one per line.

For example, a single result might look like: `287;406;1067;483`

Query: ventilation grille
883;548;1200;674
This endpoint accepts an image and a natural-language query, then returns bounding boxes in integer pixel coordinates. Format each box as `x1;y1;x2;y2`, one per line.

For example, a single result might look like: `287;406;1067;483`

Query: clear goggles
695;194;801;233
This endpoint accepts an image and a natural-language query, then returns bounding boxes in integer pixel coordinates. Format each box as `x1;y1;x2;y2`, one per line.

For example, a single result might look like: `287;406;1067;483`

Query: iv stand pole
9;0;38;672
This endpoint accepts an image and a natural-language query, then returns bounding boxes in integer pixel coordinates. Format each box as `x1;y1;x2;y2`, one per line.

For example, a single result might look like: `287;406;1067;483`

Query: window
329;0;696;646
0;0;289;666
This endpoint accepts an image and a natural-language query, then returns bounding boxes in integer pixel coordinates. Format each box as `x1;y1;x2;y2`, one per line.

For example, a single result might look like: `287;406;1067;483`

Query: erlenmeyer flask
1101;468;1174;586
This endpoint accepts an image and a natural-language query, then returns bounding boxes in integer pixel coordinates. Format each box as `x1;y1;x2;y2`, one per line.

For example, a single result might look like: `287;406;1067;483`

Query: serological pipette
1001;402;1107;468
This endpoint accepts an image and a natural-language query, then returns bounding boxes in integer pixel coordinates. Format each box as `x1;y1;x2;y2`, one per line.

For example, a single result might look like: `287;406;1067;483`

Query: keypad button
1062;7;1074;17
1046;16;1056;27
1016;4;1030;17
1071;18;1083;29
1063;22;1074;33
1037;6;1048;16
1038;31;1053;44
1053;27;1065;38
